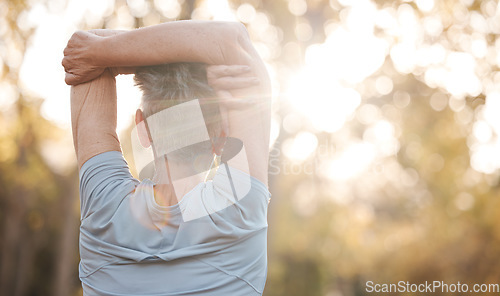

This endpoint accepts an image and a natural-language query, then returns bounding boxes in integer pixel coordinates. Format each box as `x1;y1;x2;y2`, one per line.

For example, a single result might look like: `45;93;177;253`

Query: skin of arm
63;22;250;84
64;21;271;185
71;69;120;169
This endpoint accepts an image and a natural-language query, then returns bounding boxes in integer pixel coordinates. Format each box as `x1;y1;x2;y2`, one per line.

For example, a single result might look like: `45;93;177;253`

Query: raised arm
102;21;250;65
71;69;120;169
63;21;253;85
63;21;271;185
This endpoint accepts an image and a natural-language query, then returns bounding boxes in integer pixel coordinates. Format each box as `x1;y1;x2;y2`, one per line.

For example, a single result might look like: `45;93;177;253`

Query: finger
207;65;251;79
209;76;259;90
207;65;250;77
223;98;256;109
65;72;78;85
213;90;256;110
202;90;261;111
215;90;233;99
61;57;71;72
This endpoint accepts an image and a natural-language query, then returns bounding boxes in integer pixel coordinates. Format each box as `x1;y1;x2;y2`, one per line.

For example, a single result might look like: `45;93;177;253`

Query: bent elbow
202;21;252;64
229;22;251;45
220;22;252;62
214;21;249;43
232;22;249;37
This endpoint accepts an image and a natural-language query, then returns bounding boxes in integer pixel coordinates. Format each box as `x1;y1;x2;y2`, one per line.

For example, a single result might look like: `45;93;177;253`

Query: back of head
134;62;222;148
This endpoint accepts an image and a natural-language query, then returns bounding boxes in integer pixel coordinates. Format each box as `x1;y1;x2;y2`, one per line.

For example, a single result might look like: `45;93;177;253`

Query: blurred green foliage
1;0;500;295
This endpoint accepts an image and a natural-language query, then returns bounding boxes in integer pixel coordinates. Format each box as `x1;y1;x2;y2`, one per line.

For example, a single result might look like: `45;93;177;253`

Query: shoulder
79;151;139;219
80;151;134;182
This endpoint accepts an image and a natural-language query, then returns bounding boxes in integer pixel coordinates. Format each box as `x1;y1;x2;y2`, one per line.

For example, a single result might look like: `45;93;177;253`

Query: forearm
227;103;271;184
63;21;255;85
90;30;137;76
71;70;120;168
91;21;250;68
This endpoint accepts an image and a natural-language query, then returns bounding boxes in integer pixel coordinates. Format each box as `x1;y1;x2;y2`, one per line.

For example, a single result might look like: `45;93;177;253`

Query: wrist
90;35;111;68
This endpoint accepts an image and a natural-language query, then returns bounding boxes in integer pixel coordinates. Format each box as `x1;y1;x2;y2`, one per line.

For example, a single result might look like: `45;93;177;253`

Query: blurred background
1;0;500;295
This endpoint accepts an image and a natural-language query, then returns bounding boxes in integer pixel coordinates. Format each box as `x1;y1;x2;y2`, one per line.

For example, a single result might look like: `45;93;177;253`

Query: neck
152;157;205;207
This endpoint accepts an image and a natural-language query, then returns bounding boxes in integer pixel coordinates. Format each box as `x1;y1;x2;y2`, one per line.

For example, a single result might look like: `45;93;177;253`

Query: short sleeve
79;151;139;220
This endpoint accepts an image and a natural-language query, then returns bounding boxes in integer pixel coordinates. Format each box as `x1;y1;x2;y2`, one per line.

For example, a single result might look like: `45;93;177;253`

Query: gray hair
134;63;222;143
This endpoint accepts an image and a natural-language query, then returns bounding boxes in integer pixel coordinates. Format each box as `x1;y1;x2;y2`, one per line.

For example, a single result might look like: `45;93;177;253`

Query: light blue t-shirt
79;151;270;295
